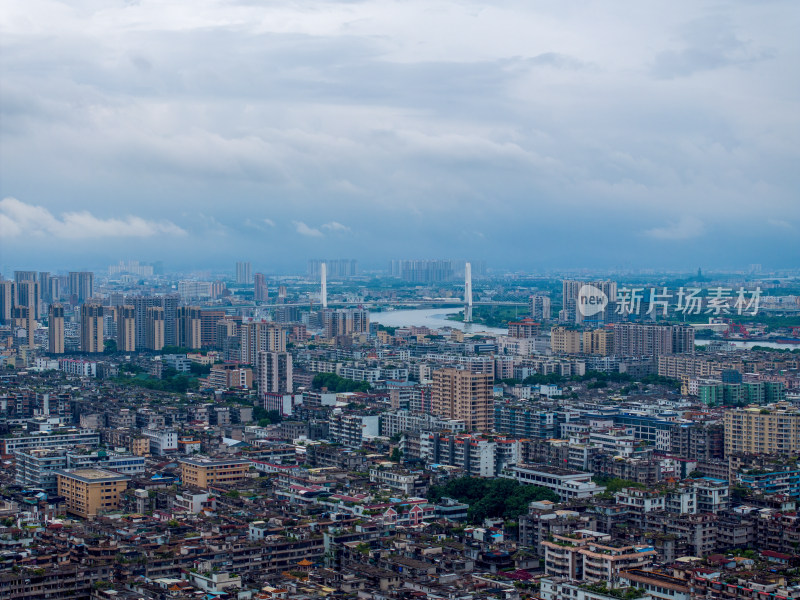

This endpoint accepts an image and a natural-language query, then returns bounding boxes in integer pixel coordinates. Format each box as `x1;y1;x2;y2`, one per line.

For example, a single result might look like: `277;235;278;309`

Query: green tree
312;372;371;393
161;345;192;354
731;484;751;500
253;406;283;425
355;542;371;555
592;475;645;493
190;362;212;375
427;476;558;523
522;373;566;386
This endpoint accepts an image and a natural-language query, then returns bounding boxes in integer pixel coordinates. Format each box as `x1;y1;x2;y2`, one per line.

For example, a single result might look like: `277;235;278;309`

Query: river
369;308;507;335
370;308;799;350
694;340;799;351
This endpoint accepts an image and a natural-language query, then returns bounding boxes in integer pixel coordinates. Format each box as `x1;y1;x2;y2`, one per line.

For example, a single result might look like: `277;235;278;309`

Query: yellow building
56;468;130;519
17;279;40;321
12;305;36;348
177;306;202;349
240;322;288;365
116;305;136;352
0;281;14;323
48;303;65;354
80;302;104;353
145;306;165;351
431;368;492;433
657;355;722;380
180;457;251;489
724;403;800;456
583;328;614;356
130;437;150;456
551;326;582;355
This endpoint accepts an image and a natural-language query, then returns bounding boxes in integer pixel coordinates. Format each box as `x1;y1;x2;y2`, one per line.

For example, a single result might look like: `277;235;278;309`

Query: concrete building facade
431;368;492;433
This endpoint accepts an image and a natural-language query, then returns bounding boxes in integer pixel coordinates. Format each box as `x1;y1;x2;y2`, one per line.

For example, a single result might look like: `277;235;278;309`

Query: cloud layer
645;216;705;241
293;221;350;237
0;197;186;239
0;0;798;271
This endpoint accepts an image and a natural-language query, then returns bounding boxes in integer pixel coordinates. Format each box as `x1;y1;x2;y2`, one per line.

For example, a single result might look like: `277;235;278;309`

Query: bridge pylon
464;262;473;323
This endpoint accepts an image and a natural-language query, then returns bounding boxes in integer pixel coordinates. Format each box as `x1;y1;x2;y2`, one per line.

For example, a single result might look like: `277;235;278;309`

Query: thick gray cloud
1;0;798;273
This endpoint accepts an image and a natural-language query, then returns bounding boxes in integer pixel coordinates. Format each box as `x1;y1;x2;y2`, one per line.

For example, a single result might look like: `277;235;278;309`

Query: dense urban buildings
322;307;370;339
108;260;155;277
308;259;358;279
1;0;798;592
391;258;450;282
0;265;798;600
240;320;287;365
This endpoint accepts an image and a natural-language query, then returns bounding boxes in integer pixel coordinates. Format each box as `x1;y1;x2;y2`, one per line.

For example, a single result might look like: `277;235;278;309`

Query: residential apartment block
56;468;130;519
180;456;251;488
724;403;800;456
431;368;493;433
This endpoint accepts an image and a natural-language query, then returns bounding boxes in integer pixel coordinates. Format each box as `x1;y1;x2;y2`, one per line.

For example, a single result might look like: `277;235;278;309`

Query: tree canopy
113;373;196;394
592;475;645;493
312;372;371;393
253;406;283;426
428;477;559;523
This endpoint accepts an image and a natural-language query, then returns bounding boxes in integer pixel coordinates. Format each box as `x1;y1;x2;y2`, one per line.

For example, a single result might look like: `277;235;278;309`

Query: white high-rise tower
464;262;473;323
321;262;328;309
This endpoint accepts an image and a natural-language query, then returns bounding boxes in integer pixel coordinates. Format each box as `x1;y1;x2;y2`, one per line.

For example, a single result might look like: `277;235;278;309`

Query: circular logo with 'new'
577;285;608;317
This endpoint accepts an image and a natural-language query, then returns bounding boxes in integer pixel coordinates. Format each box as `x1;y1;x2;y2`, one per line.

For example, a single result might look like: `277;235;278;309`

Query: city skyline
2;2;800;596
1;1;799;271
1;260;796;281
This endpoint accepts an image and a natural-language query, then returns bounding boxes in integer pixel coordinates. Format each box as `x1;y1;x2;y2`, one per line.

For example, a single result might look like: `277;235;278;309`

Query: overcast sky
1;0;798;274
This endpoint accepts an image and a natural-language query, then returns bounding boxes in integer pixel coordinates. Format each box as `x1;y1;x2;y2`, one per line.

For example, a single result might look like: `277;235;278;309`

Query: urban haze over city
1;1;800;600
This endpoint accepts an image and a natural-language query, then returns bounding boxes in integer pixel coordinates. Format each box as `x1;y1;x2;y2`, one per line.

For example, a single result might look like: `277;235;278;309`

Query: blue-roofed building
739;468;800;498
